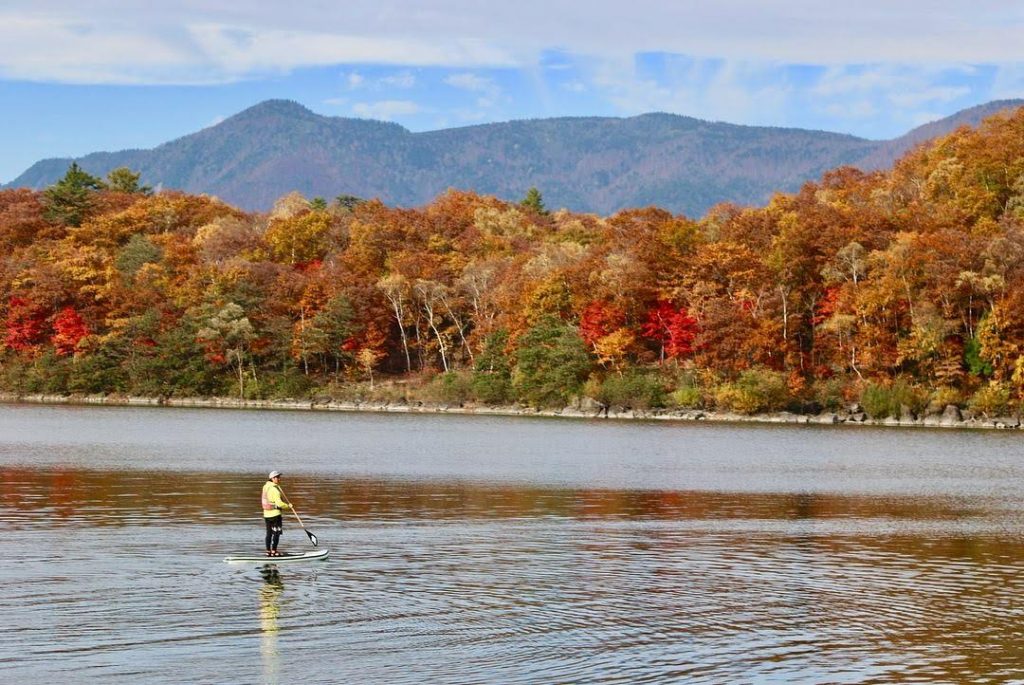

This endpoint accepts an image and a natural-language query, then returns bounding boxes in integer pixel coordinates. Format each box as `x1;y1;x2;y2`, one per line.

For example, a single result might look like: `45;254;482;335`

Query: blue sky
1;1;1023;183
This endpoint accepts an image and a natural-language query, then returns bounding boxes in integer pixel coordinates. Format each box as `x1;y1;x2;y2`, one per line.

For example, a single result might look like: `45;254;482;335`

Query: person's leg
270;515;283;554
265;517;275;554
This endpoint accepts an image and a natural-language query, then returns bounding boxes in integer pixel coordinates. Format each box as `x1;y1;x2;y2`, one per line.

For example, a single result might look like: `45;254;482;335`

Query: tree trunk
389;298;412;372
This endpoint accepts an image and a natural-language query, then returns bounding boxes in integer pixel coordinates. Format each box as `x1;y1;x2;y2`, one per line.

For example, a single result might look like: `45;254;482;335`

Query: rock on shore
0;393;1019;430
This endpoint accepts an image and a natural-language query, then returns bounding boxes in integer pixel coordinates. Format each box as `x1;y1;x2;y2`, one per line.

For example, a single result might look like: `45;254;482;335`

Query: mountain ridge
7;98;1023;217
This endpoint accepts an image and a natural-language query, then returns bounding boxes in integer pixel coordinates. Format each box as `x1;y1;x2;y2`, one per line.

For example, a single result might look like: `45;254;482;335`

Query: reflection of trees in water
8;465;1020;564
6;465;1006;523
260;566;283;684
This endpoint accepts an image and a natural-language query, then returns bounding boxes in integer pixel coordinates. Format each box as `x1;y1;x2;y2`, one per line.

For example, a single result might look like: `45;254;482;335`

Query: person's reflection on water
259;565;284;684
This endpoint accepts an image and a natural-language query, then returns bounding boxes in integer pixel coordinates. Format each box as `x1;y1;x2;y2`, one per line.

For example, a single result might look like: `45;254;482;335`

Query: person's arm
270;486;291;510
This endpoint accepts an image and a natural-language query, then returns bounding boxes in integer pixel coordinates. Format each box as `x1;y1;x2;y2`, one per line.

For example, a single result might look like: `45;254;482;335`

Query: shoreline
1;392;1020;430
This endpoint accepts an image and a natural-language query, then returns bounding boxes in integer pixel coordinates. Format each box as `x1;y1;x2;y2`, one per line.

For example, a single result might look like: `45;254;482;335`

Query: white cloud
0;1;1020;143
5;2;1023;85
590;56;791;127
443;73;503;112
821;101;879;120
0;15;214;85
888;85;971;109
907;110;948;127
813;65;972;106
351;99;421;119
380;71;416;88
444;73;499;95
804;65;980;130
0;10;515;85
991;64;1024;100
186;23;513;77
813;67;901;97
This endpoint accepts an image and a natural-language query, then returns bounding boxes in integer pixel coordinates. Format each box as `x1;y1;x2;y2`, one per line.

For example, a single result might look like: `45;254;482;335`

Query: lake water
3;403;1024;683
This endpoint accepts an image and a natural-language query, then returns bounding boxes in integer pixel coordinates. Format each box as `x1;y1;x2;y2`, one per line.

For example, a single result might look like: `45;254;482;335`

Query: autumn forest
4;109;1024;419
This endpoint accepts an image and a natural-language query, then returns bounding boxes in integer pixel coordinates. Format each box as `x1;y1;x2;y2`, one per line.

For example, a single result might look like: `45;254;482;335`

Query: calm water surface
3;404;1024;683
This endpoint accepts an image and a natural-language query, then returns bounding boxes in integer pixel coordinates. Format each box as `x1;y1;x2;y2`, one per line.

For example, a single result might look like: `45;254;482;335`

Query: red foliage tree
579;301;626;348
641;300;699;361
811;286;841;326
4;297;49;354
51;307;90;356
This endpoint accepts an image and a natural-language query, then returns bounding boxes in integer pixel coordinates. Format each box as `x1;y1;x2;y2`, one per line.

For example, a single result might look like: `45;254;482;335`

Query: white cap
268;470;282;479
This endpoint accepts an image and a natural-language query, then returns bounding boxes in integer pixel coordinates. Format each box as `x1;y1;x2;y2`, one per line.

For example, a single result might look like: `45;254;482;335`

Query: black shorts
264;514;283;531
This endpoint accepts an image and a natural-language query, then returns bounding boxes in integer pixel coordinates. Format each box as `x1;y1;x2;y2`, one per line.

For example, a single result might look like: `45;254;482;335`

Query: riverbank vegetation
3;109;1024;420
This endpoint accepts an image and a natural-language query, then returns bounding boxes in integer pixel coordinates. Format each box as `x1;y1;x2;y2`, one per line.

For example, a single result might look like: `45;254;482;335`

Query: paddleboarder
262;471;291;557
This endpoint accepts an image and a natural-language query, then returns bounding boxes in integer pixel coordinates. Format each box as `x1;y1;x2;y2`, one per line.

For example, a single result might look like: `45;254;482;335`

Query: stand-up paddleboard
224;548;329;564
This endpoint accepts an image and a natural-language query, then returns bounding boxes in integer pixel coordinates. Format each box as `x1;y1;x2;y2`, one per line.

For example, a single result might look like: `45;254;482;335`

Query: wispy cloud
801;64;986;130
0;12;515;85
443;72;504;112
888;85;971;109
588;56;792;127
0;14;212;85
0;0;1021;148
813;65;971;105
187;24;512;78
813;66;903;97
351;99;421;119
3;2;1024;86
821;100;879;121
342;69;415;94
992;64;1024;100
444;73;500;95
380;71;416;89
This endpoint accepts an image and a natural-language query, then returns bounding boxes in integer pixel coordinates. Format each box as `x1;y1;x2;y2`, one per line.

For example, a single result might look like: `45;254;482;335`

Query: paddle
278;487;318;547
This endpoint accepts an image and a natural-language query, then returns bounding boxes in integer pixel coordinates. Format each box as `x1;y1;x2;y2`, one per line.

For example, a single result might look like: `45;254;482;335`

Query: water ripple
6;407;1024;683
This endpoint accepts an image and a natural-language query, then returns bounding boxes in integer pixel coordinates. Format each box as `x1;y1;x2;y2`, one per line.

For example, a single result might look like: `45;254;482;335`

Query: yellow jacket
262;481;291;518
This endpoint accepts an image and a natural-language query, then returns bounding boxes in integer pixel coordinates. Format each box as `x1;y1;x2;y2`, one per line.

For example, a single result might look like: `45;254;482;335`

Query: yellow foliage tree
265;211;332;264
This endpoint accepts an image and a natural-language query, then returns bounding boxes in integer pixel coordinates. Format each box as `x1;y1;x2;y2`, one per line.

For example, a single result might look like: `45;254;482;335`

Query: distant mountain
852;100;1024;171
7;98;1024;217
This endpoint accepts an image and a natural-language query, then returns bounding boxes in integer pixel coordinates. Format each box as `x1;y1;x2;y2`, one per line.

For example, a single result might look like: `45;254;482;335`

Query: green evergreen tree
115;234;164;277
964;335;993;378
43;162;104;226
471;330;513;404
126;312;224;397
512;316;591;407
336;194;366;211
106;167;152;194
520;187;548;215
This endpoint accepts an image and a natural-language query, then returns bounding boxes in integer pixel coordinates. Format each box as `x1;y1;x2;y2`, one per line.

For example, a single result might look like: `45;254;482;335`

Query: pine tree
106;167;151;194
519;187;548;215
43;163;104;226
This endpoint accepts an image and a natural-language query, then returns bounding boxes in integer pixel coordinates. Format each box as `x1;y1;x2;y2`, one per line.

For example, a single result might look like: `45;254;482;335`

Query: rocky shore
1;392;1021;430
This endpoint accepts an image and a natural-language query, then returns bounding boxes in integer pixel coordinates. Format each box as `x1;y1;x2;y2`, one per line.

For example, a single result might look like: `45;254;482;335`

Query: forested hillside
8;99;1022;218
3;107;1024;418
